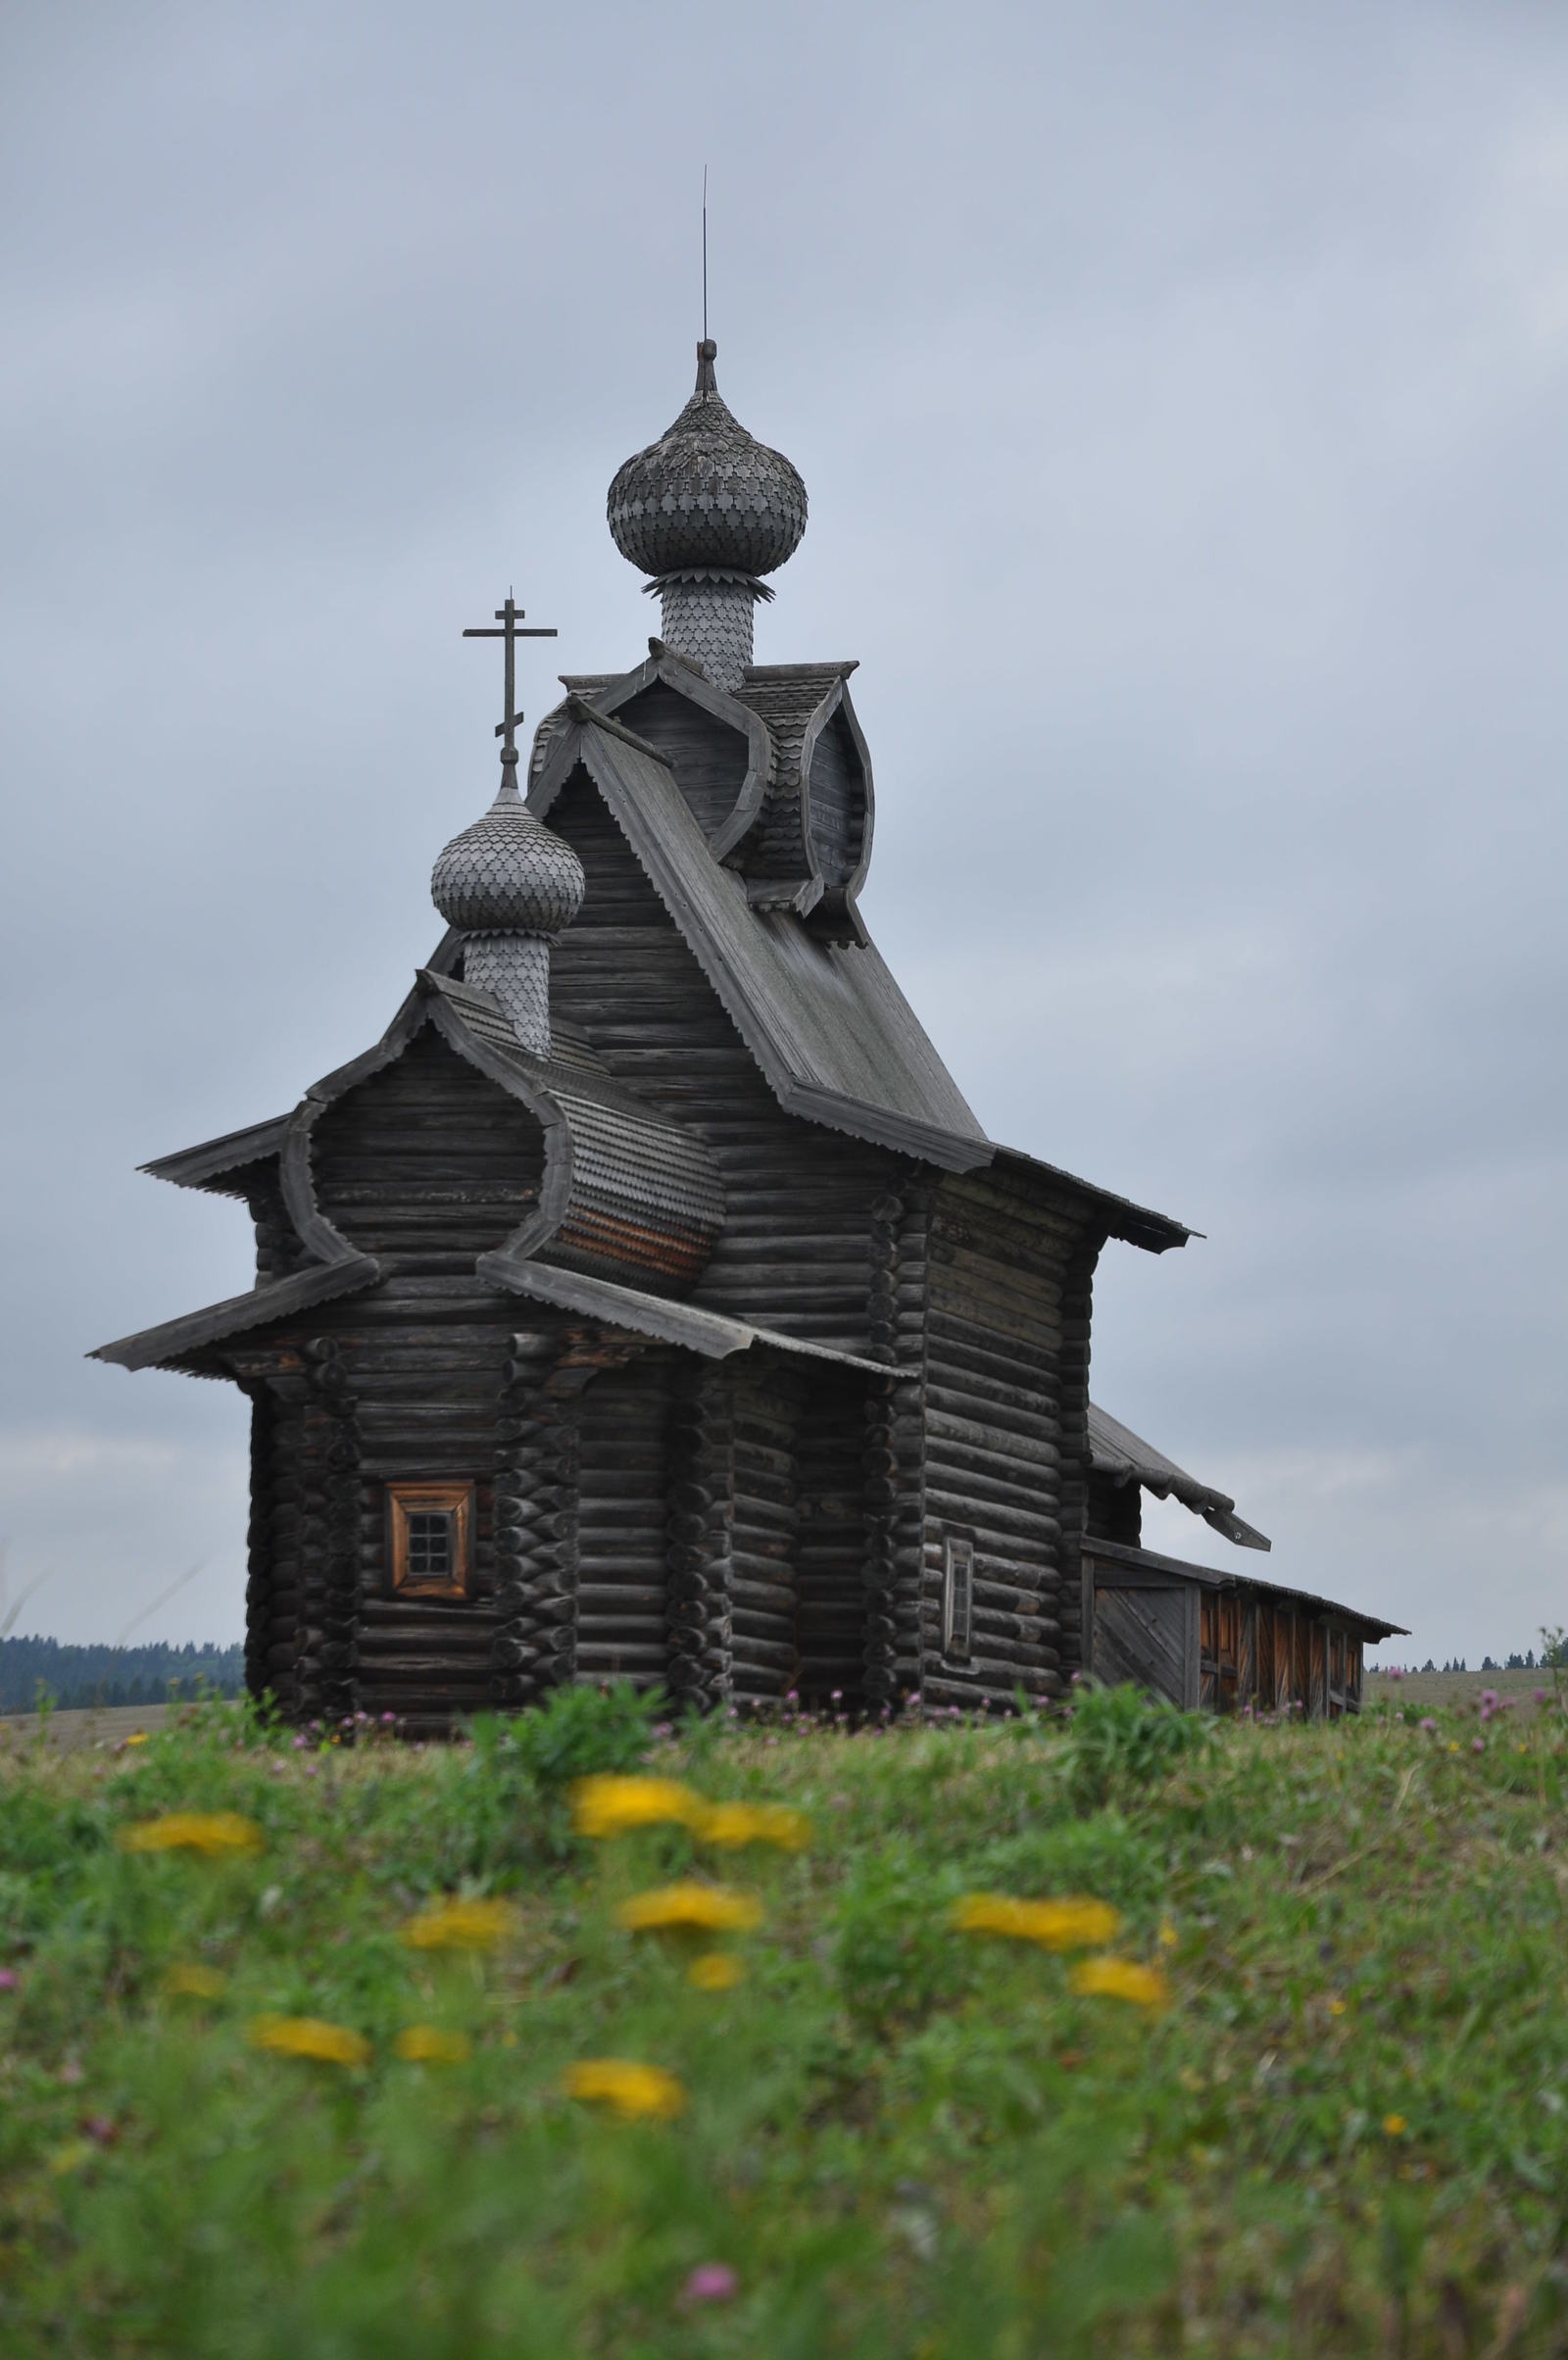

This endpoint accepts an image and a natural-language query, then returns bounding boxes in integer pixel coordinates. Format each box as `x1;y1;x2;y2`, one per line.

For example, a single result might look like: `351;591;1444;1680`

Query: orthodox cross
463;594;558;759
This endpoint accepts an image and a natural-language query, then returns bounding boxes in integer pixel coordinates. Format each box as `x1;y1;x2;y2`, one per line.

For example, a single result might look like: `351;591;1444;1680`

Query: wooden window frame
942;1534;974;1662
386;1481;474;1600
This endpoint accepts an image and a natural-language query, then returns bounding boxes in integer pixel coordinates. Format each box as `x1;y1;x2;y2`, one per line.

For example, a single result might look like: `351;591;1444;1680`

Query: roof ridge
741;661;858;681
563;694;673;766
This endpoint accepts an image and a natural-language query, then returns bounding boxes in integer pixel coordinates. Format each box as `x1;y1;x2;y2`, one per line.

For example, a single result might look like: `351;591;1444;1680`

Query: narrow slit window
387;1482;474;1599
942;1535;974;1662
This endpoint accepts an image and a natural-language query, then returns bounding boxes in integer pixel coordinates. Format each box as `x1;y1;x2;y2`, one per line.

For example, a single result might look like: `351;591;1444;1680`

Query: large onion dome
607;341;807;582
431;758;585;937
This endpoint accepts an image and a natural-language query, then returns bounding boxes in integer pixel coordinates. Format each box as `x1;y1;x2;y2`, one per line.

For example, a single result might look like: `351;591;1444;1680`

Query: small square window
387;1482;474;1599
942;1535;974;1662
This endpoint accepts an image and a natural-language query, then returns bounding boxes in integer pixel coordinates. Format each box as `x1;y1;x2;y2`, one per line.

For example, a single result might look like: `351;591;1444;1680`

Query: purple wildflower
1419;1717;1438;1734
681;2264;738;2306
0;1969;19;1992
1471;1737;1486;1754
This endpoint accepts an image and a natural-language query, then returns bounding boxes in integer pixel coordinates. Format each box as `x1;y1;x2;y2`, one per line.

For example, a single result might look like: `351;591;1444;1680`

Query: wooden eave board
141;1114;294;1195
1086;1537;1406;1639
89;1254;380;1373
487;1255;886;1376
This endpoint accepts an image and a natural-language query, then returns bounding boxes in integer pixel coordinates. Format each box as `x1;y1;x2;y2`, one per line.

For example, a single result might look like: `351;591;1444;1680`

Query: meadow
1;1677;1565;2358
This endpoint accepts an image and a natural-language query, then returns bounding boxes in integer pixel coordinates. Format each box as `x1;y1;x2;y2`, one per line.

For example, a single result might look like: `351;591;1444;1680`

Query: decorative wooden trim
941;1534;974;1661
386;1480;475;1601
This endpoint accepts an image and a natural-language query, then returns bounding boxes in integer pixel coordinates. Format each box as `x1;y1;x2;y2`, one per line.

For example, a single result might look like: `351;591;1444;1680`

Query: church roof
531;705;1189;1251
1089;1401;1270;1549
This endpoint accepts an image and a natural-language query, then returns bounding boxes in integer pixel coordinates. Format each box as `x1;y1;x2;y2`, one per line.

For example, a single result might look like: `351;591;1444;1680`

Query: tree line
0;1635;245;1715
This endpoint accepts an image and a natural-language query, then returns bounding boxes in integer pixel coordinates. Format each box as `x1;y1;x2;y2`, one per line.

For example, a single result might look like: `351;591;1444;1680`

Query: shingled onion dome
607;340;807;691
431;748;584;1058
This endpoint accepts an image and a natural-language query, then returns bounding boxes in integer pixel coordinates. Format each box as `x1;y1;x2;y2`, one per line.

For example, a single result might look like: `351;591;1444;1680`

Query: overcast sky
2;1;1564;1664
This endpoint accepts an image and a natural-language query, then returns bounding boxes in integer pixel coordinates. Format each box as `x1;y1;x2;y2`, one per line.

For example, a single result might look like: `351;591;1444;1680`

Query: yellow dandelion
570;1775;705;1840
248;2015;370;2067
124;1732;150;1747
1382;2113;1408;2139
953;1893;1123;1950
1328;1997;1347;2017
700;1800;813;1852
563;2058;687;2121
1157;1918;1179;1950
616;1883;763;1936
401;1897;515;1952
1446;1743;1460;1754
688;1951;746;1991
164;1962;227;2000
1069;1955;1170;2010
393;2025;472;2065
119;1812;263;1857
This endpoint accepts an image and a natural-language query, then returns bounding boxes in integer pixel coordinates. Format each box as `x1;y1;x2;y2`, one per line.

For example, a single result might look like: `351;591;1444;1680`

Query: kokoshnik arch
95;342;1402;1729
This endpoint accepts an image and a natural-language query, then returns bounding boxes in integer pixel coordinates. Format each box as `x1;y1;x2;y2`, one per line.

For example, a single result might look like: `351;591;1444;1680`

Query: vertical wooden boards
575;1352;674;1689
1091;1582;1189;1707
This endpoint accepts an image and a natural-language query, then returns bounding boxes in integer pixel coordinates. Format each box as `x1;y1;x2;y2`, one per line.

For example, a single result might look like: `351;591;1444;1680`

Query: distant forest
0;1636;245;1715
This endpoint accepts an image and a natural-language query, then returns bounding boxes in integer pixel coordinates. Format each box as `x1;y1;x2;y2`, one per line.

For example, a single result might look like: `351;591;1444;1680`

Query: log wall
544;769;904;1355
916;1168;1102;1709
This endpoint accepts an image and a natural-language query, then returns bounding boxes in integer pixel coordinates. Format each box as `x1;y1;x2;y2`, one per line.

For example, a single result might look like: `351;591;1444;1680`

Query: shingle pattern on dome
463;932;553;1057
607;343;807;582
431;766;585;937
658;576;756;692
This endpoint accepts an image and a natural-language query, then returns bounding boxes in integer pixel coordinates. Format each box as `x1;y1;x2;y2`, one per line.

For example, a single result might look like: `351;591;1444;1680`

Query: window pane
407;1511;452;1577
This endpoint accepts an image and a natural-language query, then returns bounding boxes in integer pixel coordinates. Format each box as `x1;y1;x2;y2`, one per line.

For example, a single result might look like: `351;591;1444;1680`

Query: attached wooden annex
94;340;1400;1728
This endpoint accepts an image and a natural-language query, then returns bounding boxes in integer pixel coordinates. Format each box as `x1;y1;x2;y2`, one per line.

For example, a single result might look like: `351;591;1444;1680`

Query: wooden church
95;341;1399;1728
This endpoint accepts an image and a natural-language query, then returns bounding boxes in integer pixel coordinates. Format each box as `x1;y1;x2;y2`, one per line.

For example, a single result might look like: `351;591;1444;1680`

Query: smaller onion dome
431;756;585;936
608;340;807;582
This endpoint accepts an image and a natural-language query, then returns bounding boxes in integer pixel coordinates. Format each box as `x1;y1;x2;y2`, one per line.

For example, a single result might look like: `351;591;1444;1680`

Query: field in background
1366;1667;1552;1718
0;1705;173;1753
2;1685;1566;2355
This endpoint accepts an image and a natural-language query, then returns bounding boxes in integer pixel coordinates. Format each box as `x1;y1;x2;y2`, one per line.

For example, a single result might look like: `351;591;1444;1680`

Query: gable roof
93;968;726;1374
1089;1402;1270;1549
531;706;1189;1249
534;702;987;1160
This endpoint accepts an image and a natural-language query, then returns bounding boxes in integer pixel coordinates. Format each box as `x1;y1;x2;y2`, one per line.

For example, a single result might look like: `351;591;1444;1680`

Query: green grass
1;1680;1566;2357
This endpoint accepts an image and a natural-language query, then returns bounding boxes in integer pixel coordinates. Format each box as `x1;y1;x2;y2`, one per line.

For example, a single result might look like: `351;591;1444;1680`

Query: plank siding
310;1027;545;1271
616;681;749;843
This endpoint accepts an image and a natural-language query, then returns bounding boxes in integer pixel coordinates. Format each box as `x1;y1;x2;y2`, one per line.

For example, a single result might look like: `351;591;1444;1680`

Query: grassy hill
0;1682;1564;2356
